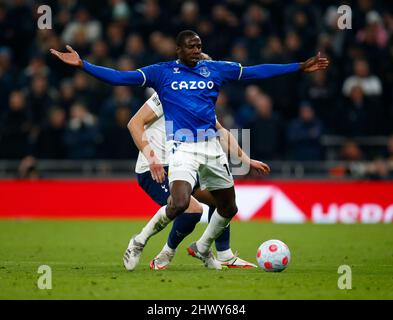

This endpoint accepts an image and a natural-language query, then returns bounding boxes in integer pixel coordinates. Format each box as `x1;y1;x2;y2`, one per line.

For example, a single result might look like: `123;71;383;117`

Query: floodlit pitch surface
0;220;392;300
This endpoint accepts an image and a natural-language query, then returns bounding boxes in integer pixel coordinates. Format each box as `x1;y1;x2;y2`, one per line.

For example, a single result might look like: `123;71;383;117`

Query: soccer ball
256;239;291;272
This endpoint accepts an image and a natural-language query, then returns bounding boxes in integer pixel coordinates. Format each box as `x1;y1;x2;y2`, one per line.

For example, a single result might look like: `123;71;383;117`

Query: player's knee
219;203;238;219
185;201;203;214
169;196;190;215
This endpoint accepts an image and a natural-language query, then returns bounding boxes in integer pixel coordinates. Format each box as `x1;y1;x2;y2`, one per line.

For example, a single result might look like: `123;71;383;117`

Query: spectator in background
73;71;94;108
301;71;336;132
356;11;388;64
175;1;200;32
125;33;148;66
0;4;12;47
261;36;287;63
287;102;324;161
340;140;364;162
100;86;141;129
20;55;51;87
6;0;35;66
64;102;100;159
323;6;347;59
0;90;31;159
100;105;138;159
148;32;176;61
110;0;131;26
27;75;55;129
57;79;76;114
0;47;14;115
338;85;374;136
61;7;102;46
342;59;383;97
34;107;67;159
106;23;125;59
364;158;393;180
86;40;114;107
242;23;264;63
249;92;283;160
215;91;235;130
386;135;393;161
210;4;239;58
235;85;261;128
329;140;366;178
196;19;215;58
229;42;251;66
286;8;318;54
285;0;320;49
284;31;304;61
18;155;40;179
87;40;114;67
135;0;165;39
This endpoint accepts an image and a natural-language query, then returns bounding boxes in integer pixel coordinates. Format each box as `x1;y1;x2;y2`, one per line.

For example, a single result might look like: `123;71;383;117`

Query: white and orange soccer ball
256;239;291;272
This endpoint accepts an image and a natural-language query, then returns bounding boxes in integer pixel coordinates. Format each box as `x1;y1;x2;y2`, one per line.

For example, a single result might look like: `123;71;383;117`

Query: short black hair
175;30;199;46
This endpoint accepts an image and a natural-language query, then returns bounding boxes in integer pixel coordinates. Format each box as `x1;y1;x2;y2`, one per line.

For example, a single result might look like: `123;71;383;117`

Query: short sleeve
145;92;163;118
214;61;242;83
137;63;163;88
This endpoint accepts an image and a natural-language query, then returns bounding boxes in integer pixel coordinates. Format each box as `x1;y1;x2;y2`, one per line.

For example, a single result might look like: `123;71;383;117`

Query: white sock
217;248;234;261
196;210;231;254
162;243;176;254
135;206;171;245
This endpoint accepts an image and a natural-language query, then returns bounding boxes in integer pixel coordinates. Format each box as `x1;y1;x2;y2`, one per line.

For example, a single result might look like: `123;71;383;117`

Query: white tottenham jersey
135;92;169;174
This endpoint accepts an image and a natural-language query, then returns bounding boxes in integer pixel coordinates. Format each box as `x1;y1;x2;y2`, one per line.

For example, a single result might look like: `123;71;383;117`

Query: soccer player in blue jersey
129;80;269;269
50;30;329;270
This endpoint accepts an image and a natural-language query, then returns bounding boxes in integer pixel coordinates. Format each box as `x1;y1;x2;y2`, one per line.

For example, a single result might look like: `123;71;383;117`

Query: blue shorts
137;167;170;206
137;166;200;206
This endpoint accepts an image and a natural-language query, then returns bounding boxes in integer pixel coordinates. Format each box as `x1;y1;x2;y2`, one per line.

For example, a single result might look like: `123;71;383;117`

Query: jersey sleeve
145;92;164;118
214;61;243;83
82;61;145;86
137;63;164;89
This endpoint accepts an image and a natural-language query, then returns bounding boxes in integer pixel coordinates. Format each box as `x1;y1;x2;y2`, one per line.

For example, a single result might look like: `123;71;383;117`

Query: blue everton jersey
138;60;242;142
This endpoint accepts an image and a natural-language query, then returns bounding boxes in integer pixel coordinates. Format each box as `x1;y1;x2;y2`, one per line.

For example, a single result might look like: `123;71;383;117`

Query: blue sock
209;206;231;252
167;212;202;250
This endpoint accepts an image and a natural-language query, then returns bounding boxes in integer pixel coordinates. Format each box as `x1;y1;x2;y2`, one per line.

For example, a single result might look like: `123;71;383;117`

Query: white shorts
167;138;234;191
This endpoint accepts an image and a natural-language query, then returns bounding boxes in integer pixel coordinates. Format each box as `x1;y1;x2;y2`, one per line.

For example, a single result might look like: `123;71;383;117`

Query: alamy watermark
37;5;52;30
337;264;352;290
337;5;352;30
37;265;52;290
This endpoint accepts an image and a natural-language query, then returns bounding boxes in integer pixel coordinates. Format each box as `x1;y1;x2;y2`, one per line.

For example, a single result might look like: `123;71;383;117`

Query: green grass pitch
0;220;392;300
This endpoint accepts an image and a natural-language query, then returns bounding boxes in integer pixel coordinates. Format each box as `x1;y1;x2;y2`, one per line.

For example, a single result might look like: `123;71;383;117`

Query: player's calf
166;181;193;219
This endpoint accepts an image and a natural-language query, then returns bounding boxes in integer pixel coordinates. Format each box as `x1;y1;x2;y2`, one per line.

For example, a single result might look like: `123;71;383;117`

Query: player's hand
250;159;270;176
149;160;166;184
300;52;329;73
49;45;83;68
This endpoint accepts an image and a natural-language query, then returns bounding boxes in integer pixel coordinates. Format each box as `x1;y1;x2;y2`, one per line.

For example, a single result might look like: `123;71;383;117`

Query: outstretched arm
216;121;270;176
241;52;329;80
128;103;166;183
50;45;145;86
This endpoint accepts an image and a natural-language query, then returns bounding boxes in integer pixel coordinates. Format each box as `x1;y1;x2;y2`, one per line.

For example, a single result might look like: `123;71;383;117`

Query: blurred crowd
0;0;393;179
